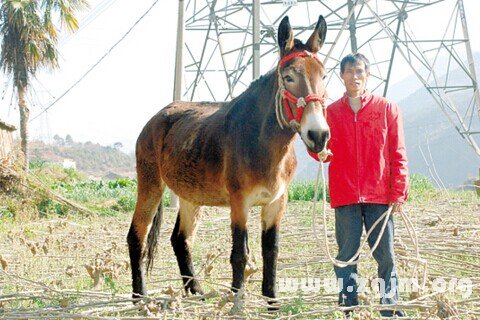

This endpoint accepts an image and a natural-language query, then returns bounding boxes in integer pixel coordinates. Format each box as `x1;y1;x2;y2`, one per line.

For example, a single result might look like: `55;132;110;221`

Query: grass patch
288;181;329;202
280;296;309;314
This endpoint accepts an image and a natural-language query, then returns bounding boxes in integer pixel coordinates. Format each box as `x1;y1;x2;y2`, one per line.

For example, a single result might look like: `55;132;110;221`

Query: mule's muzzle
306;129;330;153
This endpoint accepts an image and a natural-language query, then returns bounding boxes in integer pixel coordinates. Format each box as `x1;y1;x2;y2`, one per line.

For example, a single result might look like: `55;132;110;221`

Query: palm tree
0;0;88;170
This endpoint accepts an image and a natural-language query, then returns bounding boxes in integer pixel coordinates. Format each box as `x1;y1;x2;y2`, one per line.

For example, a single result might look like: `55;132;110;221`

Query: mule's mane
229;69;276;105
221;69;276;122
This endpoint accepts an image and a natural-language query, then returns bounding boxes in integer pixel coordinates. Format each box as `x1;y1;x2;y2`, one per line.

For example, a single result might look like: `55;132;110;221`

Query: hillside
396;53;480;187
29;138;135;179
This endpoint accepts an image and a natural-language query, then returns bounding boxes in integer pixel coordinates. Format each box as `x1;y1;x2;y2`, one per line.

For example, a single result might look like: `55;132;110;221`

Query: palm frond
0;0;85;87
43;0;88;33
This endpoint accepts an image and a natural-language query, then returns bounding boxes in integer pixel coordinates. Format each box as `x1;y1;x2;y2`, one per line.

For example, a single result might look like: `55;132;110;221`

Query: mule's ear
306;15;327;53
278;16;294;57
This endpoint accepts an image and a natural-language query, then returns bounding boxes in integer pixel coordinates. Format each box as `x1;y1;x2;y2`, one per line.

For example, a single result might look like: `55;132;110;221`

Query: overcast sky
1;0;479;152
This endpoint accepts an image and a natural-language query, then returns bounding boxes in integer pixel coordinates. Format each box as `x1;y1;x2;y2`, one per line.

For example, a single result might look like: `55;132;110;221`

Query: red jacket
325;91;409;208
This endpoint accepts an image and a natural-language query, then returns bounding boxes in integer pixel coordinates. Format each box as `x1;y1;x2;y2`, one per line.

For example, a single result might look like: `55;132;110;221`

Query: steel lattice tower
174;0;480;157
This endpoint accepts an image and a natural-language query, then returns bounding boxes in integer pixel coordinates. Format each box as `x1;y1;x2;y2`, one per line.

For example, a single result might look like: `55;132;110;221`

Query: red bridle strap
278;50;327;126
282;91;326;123
279;50;321;67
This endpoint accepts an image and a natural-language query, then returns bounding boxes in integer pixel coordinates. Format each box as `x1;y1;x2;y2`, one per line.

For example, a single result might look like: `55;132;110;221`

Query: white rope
311;161;391;267
275;68;288;130
311;159;427;288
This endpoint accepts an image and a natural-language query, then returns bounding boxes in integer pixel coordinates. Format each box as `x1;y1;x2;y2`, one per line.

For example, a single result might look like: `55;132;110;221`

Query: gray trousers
334;203;399;306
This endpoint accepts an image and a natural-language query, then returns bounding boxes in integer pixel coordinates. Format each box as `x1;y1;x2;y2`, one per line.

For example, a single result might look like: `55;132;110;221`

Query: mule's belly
160;147;230;206
163;174;230;207
246;182;287;207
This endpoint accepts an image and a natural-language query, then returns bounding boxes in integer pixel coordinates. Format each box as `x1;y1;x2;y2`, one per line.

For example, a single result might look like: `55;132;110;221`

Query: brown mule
127;15;329;307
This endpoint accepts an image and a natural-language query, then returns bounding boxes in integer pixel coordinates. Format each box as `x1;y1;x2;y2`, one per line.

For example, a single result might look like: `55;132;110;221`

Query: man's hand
390;202;403;214
318;149;333;161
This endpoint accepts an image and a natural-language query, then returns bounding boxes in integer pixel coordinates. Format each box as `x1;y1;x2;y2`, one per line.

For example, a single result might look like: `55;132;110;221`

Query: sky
1;0;479;152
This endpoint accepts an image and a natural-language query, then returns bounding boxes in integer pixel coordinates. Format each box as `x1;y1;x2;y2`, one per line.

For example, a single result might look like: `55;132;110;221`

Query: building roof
0;120;16;132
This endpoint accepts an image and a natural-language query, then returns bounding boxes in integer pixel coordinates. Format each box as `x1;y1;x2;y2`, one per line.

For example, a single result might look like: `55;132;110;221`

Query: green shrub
280;296;308;314
288;181;329;202
409;174;435;192
112;196;136;212
37;198;68;217
0;203;16;219
63;168;85;181
408;174;436;201
29;159;46;170
108;178;136;189
162;189;171;207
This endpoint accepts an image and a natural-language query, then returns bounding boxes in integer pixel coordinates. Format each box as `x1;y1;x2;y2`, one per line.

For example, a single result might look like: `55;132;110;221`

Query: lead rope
275;69;288;130
312;160;391;267
312;159;427;291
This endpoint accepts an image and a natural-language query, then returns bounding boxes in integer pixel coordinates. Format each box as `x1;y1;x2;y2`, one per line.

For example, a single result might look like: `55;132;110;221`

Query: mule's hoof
186;281;205;297
132;292;147;304
267;305;280;312
267;299;280;312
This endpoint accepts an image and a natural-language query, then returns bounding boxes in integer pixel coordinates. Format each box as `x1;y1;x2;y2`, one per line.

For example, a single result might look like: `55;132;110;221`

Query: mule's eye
284;75;294;83
322;75;327;80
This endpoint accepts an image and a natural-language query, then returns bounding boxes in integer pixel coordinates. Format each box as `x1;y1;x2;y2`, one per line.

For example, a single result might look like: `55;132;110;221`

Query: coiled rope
311;158;427;290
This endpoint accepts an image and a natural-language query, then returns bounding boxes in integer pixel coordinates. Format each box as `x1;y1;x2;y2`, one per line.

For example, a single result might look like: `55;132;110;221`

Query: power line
30;0;160;122
59;0;119;47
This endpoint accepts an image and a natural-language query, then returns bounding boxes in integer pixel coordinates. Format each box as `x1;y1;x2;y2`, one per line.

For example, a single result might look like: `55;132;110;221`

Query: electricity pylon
175;0;480;158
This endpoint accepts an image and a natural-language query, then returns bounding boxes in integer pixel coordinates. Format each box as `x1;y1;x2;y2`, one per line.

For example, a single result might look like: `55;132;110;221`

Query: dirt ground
0;195;479;319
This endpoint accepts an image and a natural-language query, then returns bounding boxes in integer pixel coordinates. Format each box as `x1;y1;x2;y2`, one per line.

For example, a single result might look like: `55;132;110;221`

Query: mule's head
276;15;330;154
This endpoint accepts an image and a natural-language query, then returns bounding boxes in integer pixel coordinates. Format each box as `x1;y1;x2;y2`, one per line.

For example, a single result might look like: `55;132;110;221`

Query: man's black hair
340;53;370;73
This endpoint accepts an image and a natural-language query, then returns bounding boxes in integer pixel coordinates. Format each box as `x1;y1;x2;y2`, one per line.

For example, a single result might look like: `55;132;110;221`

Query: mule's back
136;101;230;206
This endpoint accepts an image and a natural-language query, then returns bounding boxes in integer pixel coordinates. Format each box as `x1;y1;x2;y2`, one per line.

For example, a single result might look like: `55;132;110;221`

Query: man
325;53;409;317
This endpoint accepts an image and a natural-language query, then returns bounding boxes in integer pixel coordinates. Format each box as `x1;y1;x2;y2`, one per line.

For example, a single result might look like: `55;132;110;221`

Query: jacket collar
341;90;371;104
341;90;373;113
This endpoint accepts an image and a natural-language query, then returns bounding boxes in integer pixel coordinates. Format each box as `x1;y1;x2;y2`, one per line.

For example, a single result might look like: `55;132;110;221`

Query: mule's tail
146;201;163;273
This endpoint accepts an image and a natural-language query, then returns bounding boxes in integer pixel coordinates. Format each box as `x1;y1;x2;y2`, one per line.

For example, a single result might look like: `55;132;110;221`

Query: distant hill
294;53;480;188
398;57;480;188
30;138;135;179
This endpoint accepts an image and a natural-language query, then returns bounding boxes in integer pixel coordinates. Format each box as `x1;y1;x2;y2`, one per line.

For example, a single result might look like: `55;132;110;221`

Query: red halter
278;50;327;125
278;50;328;162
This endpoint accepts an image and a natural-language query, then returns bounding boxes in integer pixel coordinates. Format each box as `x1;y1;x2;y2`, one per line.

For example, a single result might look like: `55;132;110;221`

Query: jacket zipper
354;111;362;203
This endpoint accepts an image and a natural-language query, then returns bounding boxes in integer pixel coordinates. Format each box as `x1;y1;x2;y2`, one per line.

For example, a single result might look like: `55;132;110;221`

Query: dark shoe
339;293;359;307
380;309;406;317
343;310;353;319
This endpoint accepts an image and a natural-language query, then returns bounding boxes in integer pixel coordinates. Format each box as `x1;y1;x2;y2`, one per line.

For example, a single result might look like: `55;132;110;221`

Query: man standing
326;53;408;317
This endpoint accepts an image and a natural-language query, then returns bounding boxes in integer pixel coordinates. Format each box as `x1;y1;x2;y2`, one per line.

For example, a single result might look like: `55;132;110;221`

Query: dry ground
0;194;479;319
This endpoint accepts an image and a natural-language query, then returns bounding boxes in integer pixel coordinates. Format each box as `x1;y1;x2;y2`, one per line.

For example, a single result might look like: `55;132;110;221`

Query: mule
127;15;329;306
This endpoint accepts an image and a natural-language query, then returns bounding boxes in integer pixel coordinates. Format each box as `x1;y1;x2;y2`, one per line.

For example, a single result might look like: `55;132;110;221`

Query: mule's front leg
230;197;249;293
231;225;248;292
261;193;287;307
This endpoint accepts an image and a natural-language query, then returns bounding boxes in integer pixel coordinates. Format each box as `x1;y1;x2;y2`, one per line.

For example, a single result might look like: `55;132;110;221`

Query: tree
65;134;74;145
53;134;64;145
0;0;88;170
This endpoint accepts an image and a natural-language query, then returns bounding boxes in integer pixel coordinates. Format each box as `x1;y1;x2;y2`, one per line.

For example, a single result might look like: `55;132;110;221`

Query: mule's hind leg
171;198;204;295
127;161;164;298
260;193;287;307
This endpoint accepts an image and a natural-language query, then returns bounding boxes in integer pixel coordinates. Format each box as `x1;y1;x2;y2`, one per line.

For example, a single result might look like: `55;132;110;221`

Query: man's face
340;61;369;94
